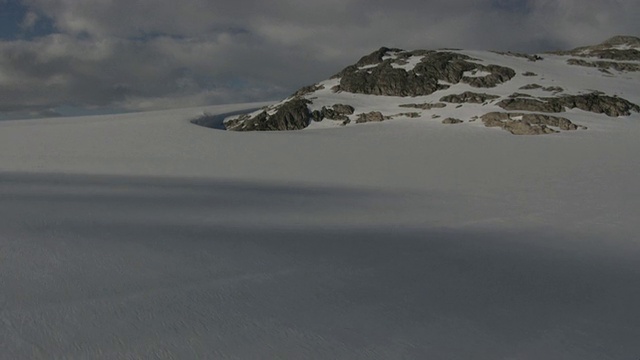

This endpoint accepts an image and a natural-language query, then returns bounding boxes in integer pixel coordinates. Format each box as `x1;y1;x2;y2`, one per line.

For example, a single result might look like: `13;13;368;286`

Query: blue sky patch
0;0;54;39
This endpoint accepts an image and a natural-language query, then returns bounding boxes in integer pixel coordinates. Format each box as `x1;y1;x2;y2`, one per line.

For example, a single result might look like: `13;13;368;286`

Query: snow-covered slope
225;36;640;135
1;38;640;359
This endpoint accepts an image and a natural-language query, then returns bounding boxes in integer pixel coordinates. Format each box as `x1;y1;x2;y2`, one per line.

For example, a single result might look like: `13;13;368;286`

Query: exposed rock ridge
222;37;639;134
497;93;640;117
224;98;312;131
550;35;640;61
481;112;583;135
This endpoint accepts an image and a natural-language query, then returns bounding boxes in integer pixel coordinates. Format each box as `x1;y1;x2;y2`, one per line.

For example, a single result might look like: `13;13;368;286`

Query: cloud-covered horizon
0;0;638;118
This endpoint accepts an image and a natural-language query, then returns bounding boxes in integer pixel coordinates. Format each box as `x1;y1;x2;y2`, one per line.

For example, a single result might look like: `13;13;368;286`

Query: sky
0;0;638;119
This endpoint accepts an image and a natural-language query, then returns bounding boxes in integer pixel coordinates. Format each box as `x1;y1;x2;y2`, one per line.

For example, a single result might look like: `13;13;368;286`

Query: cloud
0;0;638;117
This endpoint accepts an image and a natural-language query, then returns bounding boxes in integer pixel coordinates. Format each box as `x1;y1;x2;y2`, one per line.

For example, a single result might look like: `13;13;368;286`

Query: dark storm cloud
0;0;638;116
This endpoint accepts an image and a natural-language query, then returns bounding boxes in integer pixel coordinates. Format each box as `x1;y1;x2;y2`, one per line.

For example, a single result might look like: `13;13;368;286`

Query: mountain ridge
224;36;640;135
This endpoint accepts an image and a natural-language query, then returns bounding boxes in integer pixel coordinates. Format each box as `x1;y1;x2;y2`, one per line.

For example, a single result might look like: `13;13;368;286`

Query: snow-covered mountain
225;36;640;135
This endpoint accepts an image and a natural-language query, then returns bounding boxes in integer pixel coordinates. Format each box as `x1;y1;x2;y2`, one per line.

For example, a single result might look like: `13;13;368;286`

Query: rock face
222;36;639;134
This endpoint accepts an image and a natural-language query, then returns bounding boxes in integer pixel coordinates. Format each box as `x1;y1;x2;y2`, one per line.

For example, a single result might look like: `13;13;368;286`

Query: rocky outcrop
355;47;404;67
462;65;516;88
336;60;447;97
356;111;385;123
558;94;639;116
399;102;446;110
334;50;516;96
481;112;582;135
519;84;563;92
311;104;355;122
497;93;640;117
225;98;312;131
496;98;565;113
292;84;325;97
442;118;464;124
493;51;544;62
509;93;533;98
550;36;640;61
440;92;500;104
389;112;421;119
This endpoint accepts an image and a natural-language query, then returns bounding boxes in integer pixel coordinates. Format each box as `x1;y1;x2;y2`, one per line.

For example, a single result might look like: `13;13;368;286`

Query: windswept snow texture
1;103;640;359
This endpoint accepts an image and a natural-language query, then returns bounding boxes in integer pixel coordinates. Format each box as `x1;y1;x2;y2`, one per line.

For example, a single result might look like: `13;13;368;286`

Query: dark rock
462;65;516;88
493;51;544;62
337;60;446;96
480;112;583;135
390;112;421;119
543;86;564;93
520;84;564;92
496;93;640;117
399;102;447;110
555;93;640;117
549;36;640;61
356;111;385;123
355;47;403;67
567;58;640;72
440;92;500;104
509;93;533;98
292;84;325;97
225;98;312;131
413;52;479;84
521;113;579;131
331;104;355;115
318;104;356;121
334;50;515;96
496;98;565;113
